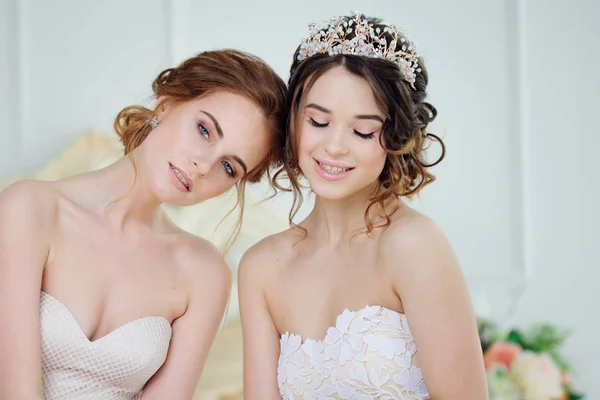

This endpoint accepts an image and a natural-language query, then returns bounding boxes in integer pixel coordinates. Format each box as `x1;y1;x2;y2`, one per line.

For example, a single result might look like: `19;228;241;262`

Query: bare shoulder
0;180;58;296
241;228;295;264
0;179;58;223
177;231;224;268
173;231;230;296
238;228;296;284
380;205;459;279
1;178;54;202
380;210;486;399
383;206;448;247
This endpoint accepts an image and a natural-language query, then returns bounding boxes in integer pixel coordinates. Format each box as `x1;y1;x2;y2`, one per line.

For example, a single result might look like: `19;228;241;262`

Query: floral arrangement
478;319;585;400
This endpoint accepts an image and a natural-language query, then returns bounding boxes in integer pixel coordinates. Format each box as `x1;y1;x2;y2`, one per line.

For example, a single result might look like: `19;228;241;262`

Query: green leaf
526;324;569;352
565;383;585;400
478;318;499;352
506;329;525;347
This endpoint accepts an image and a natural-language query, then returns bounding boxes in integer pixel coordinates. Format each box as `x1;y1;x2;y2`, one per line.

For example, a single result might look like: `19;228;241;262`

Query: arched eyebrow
305;103;384;123
233;155;248;176
200;110;248;175
200;110;224;138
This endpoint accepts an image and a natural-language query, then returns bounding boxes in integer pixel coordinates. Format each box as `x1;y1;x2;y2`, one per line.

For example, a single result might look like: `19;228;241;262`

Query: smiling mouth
316;159;354;174
170;163;190;191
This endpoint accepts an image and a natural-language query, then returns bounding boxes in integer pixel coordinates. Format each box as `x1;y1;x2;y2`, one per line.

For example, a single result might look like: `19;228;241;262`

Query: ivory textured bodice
40;291;172;399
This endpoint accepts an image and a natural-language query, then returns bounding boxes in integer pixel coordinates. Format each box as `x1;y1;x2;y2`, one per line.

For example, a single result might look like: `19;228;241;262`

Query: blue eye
199;124;210;139
222;161;235;177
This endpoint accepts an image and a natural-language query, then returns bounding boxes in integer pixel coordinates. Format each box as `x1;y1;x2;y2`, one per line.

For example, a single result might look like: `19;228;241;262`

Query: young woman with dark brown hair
239;13;487;400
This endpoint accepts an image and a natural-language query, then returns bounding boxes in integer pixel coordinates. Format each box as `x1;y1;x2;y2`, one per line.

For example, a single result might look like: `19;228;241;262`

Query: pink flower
484;342;523;370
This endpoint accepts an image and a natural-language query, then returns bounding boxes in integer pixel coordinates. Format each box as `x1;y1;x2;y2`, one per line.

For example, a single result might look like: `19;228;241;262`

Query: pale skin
239;66;488;399
0;90;270;399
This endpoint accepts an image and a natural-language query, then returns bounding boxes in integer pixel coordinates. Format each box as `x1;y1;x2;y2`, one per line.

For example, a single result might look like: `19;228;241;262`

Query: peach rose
510;351;563;400
484;342;523;370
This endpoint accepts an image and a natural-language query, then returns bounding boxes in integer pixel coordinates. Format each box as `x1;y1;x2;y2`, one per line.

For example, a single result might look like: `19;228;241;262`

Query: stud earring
149;116;159;129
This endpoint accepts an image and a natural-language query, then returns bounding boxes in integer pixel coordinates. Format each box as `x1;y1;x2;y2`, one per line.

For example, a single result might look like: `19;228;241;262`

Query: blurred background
1;0;598;398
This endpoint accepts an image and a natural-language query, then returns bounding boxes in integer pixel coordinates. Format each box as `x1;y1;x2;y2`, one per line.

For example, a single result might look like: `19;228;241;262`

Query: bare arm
0;181;54;399
140;242;230;399
238;243;282;400
384;216;488;400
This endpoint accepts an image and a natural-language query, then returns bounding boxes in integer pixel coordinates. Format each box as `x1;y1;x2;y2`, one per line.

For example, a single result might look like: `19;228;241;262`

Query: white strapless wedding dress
278;305;430;400
40;291;172;399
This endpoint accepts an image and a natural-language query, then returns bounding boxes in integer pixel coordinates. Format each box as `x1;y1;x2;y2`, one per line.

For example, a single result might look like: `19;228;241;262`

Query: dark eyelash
354;130;376;140
222;161;235;178
309;118;328;128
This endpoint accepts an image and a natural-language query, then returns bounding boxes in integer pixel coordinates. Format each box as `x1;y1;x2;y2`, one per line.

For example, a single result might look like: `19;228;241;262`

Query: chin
149;181;185;206
305;178;352;201
165;198;197;207
159;192;204;207
308;175;380;202
153;191;181;206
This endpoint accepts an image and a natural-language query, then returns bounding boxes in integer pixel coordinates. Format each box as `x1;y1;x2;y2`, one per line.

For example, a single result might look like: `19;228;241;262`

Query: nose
191;154;214;179
324;127;349;157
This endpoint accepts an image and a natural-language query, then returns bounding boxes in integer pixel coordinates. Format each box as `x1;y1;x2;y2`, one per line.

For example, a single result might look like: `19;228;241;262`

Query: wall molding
2;0;22;161
516;0;533;281
503;0;532;283
165;0;193;66
16;0;30;159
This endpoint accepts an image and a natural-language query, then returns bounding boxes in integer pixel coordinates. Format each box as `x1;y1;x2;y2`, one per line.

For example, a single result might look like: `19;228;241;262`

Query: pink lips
313;158;354;181
168;162;193;192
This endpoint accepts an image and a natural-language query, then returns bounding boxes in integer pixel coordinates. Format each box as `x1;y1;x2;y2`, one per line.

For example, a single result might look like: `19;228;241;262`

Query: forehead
305;66;382;116
188;91;270;169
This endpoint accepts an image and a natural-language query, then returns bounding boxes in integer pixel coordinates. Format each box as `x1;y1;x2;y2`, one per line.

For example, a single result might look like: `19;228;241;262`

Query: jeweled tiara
297;11;421;88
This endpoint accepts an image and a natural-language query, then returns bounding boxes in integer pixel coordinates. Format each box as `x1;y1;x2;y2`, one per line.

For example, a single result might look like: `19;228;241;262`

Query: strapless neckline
277;305;430;399
281;304;403;343
41;291;171;343
40;291;173;399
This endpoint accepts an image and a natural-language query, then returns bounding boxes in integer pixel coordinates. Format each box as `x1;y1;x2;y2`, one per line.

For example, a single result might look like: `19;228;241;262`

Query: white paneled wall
0;0;525;280
512;0;600;395
0;0;598;396
0;0;21;178
183;0;526;284
1;0;173;175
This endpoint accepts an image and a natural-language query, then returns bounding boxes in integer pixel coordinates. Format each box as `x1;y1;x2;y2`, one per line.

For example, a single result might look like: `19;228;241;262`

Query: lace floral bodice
278;306;429;400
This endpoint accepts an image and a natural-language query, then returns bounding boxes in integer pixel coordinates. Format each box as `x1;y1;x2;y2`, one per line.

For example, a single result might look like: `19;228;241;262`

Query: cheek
149;122;190;155
193;179;232;202
298;127;320;155
358;141;387;170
